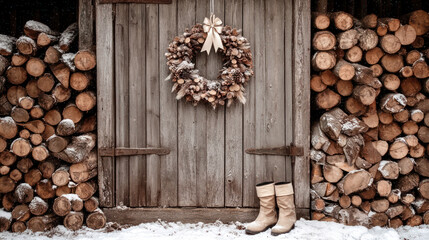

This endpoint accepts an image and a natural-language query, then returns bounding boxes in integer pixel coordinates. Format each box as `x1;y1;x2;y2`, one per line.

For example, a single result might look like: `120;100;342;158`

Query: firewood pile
311;10;429;227
0;20;104;232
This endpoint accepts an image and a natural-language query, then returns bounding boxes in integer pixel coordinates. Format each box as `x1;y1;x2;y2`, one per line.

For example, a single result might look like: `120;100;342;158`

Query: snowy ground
0;219;428;240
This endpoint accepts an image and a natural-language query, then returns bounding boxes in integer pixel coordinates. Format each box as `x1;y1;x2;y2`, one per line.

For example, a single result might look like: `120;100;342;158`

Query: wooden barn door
96;0;310;215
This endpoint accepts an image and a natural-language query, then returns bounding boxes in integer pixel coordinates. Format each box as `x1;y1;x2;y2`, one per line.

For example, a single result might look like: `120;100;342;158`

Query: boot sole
270;224;295;236
245;224;276;235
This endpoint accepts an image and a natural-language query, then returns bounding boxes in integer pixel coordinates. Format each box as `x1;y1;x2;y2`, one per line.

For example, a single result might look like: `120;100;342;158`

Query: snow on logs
0;20;103;232
311;10;429;227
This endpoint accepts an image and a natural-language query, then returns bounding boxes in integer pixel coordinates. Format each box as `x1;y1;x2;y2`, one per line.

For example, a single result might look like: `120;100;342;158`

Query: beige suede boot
245;182;277;235
271;182;296;236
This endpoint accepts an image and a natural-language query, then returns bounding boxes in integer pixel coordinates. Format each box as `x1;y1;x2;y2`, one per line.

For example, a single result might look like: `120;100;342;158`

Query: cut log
19;96;34;110
313;12;330;30
345;97;367;116
38;93;56;111
381;74;400;91
323;165;343;183
26;58;45;77
370;64;383;77
370;212;388;227
59;23;78;52
319;108;347;140
11;138;32;157
64;212;84;231
410;143;425;158
32;145;49;161
47;135;68;153
351;195;362;207
403;121;419;135
11;107;30;123
362;14;378;28
14;183;33;203
0;34;16;56
11;221;26;233
345;46;362;63
337;29;359;50
380;34;401;54
17;158;33;173
12;204;30;222
44;109;62;126
312;51;336;71
44;46;61;64
337;170;372;195
398;173;419;193
70;72;91;91
411;109;424;122
69;151;97;183
18;120;45;134
24;20;59;39
0;117;17;139
412;36;424;48
10;169;22;182
389;139;409;159
371;199;389;213
53;133;96;163
365;47;384;65
343;134;364;165
353;85;376;105
401;193;415;205
388;189;401;204
37;73;55;92
401;205;415;220
400;66;413;78
398;157;414;175
75;91;96;111
339;195;351;208
84;197;99;212
395;25;417;45
61;53;76;71
27;214;60;232
16;36;36;55
75;180;97;200
332;12;353;30
37;32;59;47
376;180;391;197
86;209;106;230
24;169;42;187
408;10;429;36
379;18;400;32
386;205;405;219
378;160;400;179
50;63;70;88
336;80;353;97
380;54;403;73
52;166;70;187
74;50;96;71
7;85;27;106
333;59;355;80
380;93;407;113
407;215;423;226
42;124;55;140
320;70;338;86
414;157;429;177
38;161;56;179
35;179;55;199
418;126;429;143
416;99;429;112
401;77;422;97
52;83;72;103
26;79;41;98
420;179;429;199
405;135;419;147
6;66;27;85
30;133;43;145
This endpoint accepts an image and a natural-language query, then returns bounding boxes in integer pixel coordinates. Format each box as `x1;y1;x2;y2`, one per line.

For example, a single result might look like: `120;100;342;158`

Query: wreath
165;15;254;109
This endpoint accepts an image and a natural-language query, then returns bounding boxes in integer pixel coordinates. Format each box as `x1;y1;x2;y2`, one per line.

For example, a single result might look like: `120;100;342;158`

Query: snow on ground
0;219;428;240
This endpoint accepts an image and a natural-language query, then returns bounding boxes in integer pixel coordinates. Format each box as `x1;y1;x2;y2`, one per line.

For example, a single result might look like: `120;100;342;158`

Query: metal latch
99;147;170;157
245;146;304;156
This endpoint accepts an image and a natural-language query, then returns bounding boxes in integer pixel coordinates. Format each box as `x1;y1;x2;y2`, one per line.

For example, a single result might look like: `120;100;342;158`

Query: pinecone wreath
165;15;254;109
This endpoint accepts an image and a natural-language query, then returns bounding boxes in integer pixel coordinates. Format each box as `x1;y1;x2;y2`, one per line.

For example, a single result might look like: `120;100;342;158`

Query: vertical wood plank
242;0;257;208
205;0;225;207
78;0;94;50
146;4;161;206
195;0;208;207
159;0;178;207
128;3;146;207
253;0;267;188
177;0;197;207
96;0;115;207
114;3;130;207
224;0;243;207
263;0;286;183
285;0;294;183
293;0;311;216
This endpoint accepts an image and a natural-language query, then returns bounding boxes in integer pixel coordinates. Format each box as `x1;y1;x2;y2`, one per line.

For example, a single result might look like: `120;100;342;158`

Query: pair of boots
245;182;296;236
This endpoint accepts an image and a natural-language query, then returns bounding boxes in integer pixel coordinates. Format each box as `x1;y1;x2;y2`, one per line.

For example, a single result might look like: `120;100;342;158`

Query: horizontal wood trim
99;0;171;3
99;147;170;156
103;207;310;224
245;146;304;156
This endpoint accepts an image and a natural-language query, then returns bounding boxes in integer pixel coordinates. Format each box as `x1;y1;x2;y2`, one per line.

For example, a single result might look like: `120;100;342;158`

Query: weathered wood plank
177;0;197;207
96;0;115;208
242;0;257;207
253;0;267;192
224;0;243;207
145;4;161;206
103;207;310;224
195;0;208;207
285;0;294;183
128;3;146;207
293;0;311;217
159;0;178;207
78;0;94;50
205;0;225;208
264;0;286;183
114;3;130;206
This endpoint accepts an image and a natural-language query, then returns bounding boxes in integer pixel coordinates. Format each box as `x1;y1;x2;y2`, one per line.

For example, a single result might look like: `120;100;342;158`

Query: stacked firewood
0;21;104;232
311;10;429;228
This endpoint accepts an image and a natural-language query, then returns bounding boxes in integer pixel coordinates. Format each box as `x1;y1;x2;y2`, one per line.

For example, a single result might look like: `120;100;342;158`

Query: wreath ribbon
201;14;224;55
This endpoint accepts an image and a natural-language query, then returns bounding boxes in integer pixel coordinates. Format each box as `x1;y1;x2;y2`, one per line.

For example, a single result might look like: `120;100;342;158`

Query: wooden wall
96;0;310;215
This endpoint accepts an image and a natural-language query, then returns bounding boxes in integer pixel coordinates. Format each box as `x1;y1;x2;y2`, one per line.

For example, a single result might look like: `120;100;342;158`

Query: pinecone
232;71;242;83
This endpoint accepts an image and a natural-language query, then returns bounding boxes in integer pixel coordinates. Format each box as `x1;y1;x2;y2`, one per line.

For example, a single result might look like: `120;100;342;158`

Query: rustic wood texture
96;0;115;207
96;0;310;214
78;0;94;50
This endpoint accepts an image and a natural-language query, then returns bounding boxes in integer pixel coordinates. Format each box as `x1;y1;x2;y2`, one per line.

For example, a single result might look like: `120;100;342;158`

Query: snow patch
62;194;82;202
29;197;48;212
0;208;11;220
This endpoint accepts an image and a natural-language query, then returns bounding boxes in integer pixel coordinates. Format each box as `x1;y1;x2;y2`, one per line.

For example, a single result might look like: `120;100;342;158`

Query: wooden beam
103;208;310;224
245;146;304;156
96;0;115;208
293;0;311;218
79;0;94;50
100;0;171;3
99;147;170;157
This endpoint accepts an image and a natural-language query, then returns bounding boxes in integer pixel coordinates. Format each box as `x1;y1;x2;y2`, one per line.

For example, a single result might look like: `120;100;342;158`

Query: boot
271;182;296;236
245;182;277;235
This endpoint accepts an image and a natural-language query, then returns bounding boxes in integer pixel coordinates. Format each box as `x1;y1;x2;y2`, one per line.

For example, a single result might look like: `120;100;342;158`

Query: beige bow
201;14;224;55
